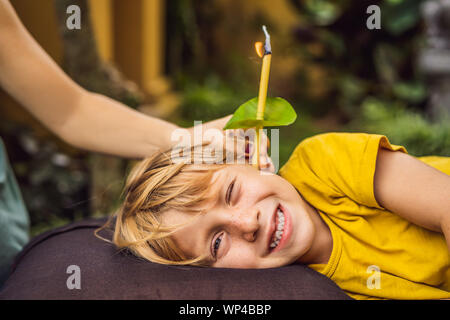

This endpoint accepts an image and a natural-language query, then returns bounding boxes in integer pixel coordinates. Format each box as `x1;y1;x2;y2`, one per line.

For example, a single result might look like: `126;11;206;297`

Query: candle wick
262;25;272;54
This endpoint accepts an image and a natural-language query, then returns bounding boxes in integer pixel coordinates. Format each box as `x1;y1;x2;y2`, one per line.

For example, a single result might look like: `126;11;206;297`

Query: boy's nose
228;208;260;242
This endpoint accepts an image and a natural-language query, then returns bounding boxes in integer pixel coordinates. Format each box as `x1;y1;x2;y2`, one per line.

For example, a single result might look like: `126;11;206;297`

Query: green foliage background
2;0;448;236
168;0;448;166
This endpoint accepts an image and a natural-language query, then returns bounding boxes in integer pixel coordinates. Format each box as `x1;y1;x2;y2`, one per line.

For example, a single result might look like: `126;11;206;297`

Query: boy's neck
296;199;333;265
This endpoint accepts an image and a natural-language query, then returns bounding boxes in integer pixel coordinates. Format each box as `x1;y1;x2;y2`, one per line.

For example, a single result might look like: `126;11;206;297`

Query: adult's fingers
202;115;232;132
224;129;275;171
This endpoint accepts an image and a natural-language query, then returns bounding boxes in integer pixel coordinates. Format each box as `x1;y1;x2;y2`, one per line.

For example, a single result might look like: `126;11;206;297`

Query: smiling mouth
269;205;285;250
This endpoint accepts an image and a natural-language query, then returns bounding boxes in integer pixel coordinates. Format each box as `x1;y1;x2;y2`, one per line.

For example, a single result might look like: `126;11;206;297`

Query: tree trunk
53;0;142;216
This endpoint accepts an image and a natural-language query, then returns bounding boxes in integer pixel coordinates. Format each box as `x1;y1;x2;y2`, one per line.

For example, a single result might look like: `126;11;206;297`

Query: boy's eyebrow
194;220;217;266
197;172;231;265
205;169;229;207
204;252;216;266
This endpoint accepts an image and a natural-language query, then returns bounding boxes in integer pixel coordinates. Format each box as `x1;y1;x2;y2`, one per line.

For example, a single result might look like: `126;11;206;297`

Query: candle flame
254;42;264;58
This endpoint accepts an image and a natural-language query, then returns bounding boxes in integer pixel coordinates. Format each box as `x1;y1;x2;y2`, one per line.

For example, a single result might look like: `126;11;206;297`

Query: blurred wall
0;0;170;136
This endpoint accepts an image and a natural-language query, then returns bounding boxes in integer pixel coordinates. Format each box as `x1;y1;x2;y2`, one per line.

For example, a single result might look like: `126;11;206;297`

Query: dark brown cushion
0;218;351;300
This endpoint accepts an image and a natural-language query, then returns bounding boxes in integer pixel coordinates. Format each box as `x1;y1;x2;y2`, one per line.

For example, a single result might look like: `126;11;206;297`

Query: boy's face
162;164;318;268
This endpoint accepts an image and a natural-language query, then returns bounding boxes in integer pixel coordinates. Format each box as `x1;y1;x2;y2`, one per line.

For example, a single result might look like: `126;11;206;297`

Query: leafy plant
223;97;297;129
347;97;450;156
381;0;423;36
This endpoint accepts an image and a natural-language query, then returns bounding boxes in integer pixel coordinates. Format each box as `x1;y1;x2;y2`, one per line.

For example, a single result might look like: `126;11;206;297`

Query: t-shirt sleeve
279;132;408;209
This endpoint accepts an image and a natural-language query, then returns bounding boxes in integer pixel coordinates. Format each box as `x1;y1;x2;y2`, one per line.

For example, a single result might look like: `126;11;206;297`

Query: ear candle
252;25;272;169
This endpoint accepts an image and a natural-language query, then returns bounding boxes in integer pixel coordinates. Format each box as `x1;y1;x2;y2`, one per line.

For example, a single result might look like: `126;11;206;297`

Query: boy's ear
259;154;276;174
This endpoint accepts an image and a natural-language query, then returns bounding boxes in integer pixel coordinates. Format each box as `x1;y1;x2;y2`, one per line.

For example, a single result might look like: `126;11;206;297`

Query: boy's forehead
208;164;250;192
187;163;243;187
186;164;227;187
171;164;254;218
168;165;243;218
205;166;230;203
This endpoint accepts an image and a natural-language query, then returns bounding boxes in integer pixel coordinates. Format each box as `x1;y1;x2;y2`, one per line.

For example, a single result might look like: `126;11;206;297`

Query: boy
103;132;450;299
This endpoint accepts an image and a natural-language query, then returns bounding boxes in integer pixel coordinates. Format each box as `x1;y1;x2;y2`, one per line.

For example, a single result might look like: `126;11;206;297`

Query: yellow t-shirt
278;132;450;300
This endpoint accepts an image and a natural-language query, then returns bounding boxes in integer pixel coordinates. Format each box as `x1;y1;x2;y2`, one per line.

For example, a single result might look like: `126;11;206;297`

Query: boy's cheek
219;247;261;269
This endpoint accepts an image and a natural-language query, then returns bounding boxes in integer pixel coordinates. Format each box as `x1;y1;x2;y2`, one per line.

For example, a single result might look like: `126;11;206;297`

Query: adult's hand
184;117;275;173
225;127;275;173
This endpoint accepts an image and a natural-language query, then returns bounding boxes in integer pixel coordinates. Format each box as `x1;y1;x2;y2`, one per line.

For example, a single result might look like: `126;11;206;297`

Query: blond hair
96;142;247;266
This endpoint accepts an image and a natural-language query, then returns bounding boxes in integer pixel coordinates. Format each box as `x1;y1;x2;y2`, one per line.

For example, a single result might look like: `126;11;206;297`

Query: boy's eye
212;233;223;258
226;179;236;205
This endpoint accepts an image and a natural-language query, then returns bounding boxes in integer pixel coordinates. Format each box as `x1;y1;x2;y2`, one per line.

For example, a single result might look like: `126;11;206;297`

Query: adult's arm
0;0;230;158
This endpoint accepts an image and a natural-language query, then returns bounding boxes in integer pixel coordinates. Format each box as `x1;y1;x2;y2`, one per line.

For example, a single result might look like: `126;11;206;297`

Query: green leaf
381;0;422;36
392;82;427;103
304;0;345;26
223;97;297;129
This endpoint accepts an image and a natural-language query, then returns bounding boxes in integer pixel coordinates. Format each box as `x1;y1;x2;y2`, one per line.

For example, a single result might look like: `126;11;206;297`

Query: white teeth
270;207;285;249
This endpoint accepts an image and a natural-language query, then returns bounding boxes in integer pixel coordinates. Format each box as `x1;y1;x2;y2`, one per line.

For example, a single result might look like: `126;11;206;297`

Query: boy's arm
374;148;450;250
